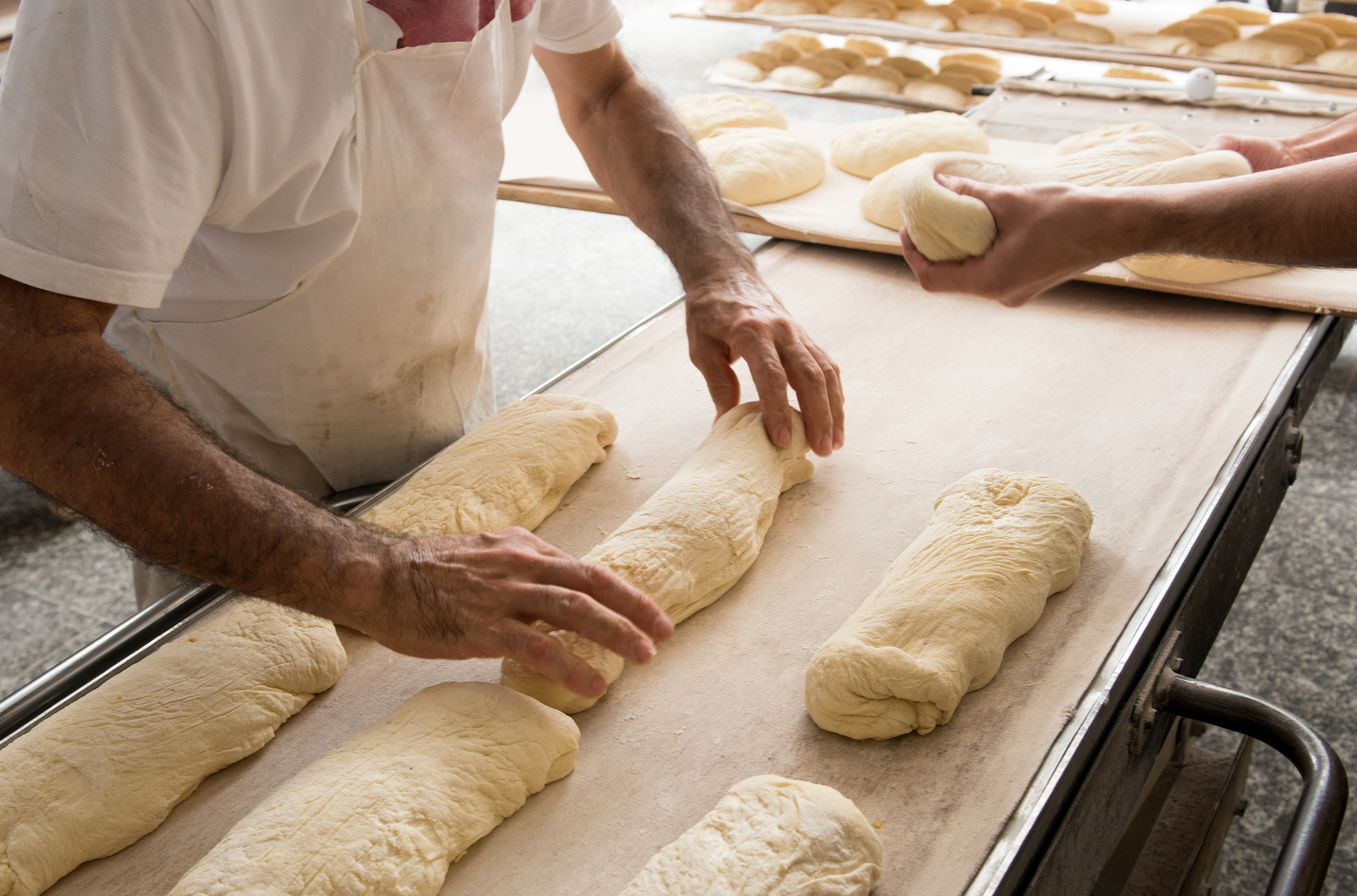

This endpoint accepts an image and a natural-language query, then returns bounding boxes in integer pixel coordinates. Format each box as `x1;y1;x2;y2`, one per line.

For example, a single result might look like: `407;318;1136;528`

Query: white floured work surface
44;242;1315;896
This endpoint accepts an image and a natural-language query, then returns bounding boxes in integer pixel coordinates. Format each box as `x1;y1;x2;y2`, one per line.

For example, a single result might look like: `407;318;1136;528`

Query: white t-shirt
0;0;621;323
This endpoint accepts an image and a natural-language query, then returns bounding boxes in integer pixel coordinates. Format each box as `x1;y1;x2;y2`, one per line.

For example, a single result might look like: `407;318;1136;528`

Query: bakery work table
2;238;1348;895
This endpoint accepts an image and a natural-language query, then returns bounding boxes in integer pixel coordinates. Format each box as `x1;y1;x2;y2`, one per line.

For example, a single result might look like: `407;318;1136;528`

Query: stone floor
1;0;1355;892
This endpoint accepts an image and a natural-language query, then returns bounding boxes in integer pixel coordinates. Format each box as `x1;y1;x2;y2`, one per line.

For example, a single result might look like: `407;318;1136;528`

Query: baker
899;110;1357;306
0;0;844;701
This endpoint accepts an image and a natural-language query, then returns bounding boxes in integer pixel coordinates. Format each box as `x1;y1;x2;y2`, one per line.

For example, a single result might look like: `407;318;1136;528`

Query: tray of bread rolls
3;233;1326;896
677;0;1357;90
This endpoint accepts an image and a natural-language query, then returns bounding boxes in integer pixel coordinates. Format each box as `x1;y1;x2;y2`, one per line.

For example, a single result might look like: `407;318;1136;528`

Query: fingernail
637;639;655;662
588;676;606;697
778;427;792;447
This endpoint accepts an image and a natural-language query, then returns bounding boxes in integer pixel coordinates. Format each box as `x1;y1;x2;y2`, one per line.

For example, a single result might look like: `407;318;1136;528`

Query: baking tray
29;240;1321;896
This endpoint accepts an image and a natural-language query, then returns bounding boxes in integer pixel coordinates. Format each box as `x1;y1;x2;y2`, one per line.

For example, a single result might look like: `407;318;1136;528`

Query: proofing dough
865;126;1252;281
805;470;1092;739
1118;253;1283;284
362;394;617;537
0;599;346;896
672;93;788;142
167;682;578;896
830;111;989;179
698;128;826;206
502;402;814;713
618;776;881;896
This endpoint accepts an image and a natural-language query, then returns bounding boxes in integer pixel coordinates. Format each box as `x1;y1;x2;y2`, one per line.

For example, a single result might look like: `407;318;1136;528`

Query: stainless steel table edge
0;294;687;748
965;313;1346;896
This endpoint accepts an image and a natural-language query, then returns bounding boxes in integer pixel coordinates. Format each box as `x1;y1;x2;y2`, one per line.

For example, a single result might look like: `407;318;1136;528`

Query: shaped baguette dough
502;402;814;713
0;599;346;896
830;111;989;179
167;682;578;896
805;470;1092;740
1118;253;1283;283
362;394;617;537
618;775;881;896
698;128;826;207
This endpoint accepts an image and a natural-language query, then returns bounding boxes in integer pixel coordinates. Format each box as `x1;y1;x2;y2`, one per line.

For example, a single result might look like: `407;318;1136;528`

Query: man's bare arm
904;152;1357;306
0;277;670;697
534;41;844;457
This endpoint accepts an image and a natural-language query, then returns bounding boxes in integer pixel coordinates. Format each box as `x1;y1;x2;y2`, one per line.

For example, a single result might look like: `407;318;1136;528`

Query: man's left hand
684;270;844;457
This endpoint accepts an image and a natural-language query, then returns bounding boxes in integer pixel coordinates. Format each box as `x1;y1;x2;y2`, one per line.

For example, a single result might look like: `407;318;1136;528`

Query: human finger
777;329;839;456
737;324;795;449
536;557;674;646
688;332;743;423
495;619;609;699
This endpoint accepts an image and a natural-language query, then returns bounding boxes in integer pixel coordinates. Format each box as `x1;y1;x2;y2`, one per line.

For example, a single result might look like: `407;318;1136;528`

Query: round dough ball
831;111;990;178
832;72;904;94
1300;12;1357;37
776;28;825;51
1254;25;1327;58
903;79;972;108
759;39;805;62
714;57;769;82
992;6;1052;31
698;127;826;206
1064;0;1110;13
1159;18;1234;46
829;0;897;17
770;63;829;89
845;35;890;57
881;55;936;77
673;93;789;141
1210;38;1306;65
1122;32;1200;56
941;50;1002;68
1053;18;1114;43
939;58;1002;82
1316;47;1357;74
814;46;870;67
1206;2;1271;25
959;12;1027;36
895;7;958;30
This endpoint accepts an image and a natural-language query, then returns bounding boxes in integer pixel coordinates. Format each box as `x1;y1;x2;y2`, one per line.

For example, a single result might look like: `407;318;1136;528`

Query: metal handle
1157;673;1349;896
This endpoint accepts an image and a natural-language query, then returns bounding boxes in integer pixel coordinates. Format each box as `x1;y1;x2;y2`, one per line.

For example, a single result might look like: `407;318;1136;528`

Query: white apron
106;0;530;498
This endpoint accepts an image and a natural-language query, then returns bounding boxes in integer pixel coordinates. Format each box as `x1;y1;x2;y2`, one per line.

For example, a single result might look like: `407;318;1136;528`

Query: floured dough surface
672;93;788;142
1118;253;1284;284
0;599;346;896
618;775;881;896
362;394;617;537
502;403;814;713
167;682;579;896
830;111;989;179
698;128;826;206
805;469;1092;740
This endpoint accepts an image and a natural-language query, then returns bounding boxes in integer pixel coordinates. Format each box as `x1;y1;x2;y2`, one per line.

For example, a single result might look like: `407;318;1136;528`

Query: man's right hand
334;527;674;700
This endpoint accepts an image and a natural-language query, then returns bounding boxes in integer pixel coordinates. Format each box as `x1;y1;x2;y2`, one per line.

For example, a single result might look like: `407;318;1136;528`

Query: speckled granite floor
1;1;1355;892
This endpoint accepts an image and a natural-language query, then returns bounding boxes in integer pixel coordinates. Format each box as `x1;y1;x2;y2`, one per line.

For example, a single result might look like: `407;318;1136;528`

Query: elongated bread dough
167;682;578;896
618;775;881;896
805;470;1092;740
0;600;346;896
502;402;814;713
830;111;989;179
698;128;826;206
362;394;617;536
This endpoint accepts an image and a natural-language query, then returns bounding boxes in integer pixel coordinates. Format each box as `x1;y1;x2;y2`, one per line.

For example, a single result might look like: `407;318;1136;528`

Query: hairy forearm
1122;153;1357;267
0;282;388;616
547;54;754;289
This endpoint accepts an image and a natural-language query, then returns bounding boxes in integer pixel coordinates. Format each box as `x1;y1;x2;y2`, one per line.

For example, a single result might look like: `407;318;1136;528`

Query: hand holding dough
0;600;346;896
805;470;1092;740
167;682;578;896
502;403;814;713
618;775;881;896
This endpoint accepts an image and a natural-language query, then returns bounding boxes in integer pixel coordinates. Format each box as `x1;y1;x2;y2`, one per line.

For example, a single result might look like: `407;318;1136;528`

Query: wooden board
40;241;1317;896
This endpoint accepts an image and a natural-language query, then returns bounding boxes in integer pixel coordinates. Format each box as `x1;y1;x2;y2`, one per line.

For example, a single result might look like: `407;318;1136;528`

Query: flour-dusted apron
106;0;526;499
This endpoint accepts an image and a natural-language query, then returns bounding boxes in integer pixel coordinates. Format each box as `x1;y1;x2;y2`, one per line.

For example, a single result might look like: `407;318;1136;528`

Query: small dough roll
1053;18;1114;43
502;403;814;713
362;394;617;537
830;111;989;179
698;127;826;206
1208;2;1272;25
958;12;1026;35
894;7;958;30
618;776;882;896
672;93;788;142
1122;32;1200;55
1209;38;1306;66
1316;47;1357;74
167;683;579;896
805;470;1093;739
0;600;347;896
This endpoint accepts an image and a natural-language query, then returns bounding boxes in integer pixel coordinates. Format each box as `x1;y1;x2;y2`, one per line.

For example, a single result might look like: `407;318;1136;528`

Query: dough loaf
805;470;1092;740
502;402;814;713
618;775;881;896
698;127;826;207
830;111;989;179
672;93;788;142
0;600;346;896
167;682;578;896
1118;253;1283;284
362;394;617;537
